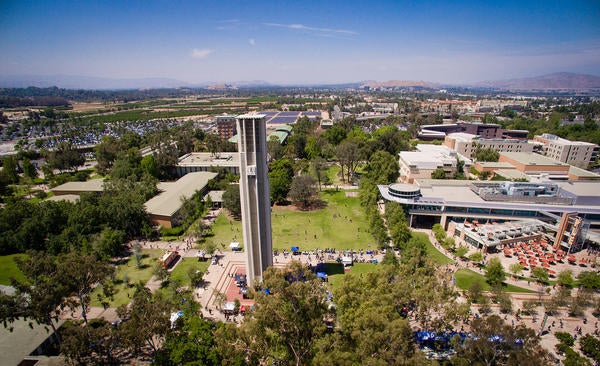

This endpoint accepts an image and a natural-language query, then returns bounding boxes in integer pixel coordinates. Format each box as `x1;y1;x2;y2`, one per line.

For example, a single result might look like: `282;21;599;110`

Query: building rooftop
205;190;225;203
494;169;530;181
145;172;218;217
538;133;597;146
236;113;266;119
501;152;569;167
51;179;104;193
45;194;81;203
475;162;516;169
569;166;600;178
382;179;600;214
177;152;240;167
447;132;478;142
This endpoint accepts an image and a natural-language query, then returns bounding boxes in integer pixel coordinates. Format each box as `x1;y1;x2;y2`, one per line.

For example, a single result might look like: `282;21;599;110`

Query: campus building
398;145;471;183
216;114;237;140
144;171;217;228
176;152;240;177
378;179;600;251
533;133;599;168
444;132;534;159
419;122;528;141
236;113;273;287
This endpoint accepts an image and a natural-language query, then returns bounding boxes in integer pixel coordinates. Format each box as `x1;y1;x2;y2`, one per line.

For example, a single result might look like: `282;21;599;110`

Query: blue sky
0;0;599;85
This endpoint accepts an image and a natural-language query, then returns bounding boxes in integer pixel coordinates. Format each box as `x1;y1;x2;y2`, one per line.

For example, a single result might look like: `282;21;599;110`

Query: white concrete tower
236;114;273;287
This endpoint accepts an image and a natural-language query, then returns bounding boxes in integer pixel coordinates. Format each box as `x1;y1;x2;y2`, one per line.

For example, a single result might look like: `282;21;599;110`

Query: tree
60;252;114;324
469;251;484;263
95;135;122;174
453;315;552;366
289;175;318;209
473;143;500;162
48;141;85;172
335;139;360;183
117;287;171;356
154;315;221;365
1;155;19;184
222;183;241;219
509;263;524;278
455;245;469;259
269;159;294;204
236;263;329;366
485;257;506;286
431;167;447;179
311;158;330;191
557;270;575;288
21;157;37;179
1;252;69;343
577;271;600;290
531;267;549;284
141;154;159;178
364;150;400;184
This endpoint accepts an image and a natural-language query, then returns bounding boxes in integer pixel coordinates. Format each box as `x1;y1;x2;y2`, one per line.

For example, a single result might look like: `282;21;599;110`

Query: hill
475;72;600;90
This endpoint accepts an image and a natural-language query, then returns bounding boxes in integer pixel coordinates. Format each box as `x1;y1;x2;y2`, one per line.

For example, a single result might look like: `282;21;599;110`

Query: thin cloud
249;38;256;46
264;22;357;36
191;48;213;59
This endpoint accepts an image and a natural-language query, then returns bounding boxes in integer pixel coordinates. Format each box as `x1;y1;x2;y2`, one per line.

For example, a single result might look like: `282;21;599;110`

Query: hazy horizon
1;0;599;85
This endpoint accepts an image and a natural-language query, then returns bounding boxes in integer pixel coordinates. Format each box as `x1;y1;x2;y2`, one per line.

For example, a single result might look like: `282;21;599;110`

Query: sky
0;0;599;85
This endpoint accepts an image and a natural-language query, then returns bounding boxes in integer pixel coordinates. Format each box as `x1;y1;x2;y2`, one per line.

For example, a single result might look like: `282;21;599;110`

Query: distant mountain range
474;72;600;90
0;72;599;91
359;80;435;89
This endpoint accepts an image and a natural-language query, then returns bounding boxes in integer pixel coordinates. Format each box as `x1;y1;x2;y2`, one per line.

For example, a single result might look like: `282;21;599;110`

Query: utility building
236;114;273;287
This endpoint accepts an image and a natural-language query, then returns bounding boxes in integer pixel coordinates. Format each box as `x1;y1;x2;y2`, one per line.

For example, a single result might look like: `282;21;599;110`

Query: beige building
399;145;471;183
145;171;217;228
444;132;534;159
533;133;599;168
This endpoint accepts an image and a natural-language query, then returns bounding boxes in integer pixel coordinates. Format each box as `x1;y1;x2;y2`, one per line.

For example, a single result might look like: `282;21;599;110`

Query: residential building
444;132;534;159
533;133;599;168
216;114;237;140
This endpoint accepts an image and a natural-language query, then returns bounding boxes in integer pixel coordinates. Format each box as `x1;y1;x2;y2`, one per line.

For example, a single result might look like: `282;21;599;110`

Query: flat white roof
145;172;217;217
236;113;266;119
177;152;240;167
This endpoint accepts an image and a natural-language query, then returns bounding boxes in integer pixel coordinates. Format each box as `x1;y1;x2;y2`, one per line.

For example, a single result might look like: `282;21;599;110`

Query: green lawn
326;262;380;288
90;249;163;307
169;257;210;285
0;254;27;285
454;268;534;293
270;190;374;252
413;232;454;265
204;213;244;251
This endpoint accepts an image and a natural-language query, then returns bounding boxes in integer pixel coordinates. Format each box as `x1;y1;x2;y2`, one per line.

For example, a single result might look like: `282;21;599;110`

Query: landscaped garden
90;248;163;307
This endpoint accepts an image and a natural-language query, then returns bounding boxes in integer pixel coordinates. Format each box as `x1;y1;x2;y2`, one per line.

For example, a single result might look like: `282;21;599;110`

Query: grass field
169;257;210;285
271;190;373;252
90;249;163;307
204;213;244;250
413;232;454;265
454;268;535;293
0;254;27;285
327;262;378;288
